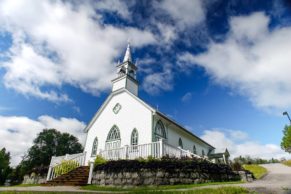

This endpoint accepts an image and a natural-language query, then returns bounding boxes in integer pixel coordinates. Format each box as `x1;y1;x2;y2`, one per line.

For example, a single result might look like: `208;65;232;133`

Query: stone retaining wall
22;174;46;184
92;169;240;186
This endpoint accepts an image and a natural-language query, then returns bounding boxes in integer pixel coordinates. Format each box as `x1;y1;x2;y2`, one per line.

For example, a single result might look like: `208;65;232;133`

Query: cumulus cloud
151;0;205;46
201;129;289;159
0;0;156;102
155;0;205;30
0;115;86;166
178;12;291;111
94;0;131;20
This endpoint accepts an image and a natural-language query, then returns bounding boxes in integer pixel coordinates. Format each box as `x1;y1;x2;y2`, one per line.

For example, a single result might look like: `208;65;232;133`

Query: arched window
91;137;98;156
178;138;183;149
106;125;121;142
193;145;197;154
131;128;138;146
155;120;166;141
202;150;205;157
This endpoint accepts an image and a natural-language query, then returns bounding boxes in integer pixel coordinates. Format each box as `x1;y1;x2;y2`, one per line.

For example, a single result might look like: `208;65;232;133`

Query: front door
105;140;121;150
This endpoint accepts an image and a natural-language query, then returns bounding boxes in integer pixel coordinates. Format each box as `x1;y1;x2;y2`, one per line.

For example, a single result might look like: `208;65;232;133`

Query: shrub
231;161;243;171
54;160;79;177
94;155;107;167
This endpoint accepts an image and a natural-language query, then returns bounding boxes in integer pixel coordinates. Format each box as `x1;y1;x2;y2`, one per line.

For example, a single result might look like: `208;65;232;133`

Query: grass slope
82;181;243;192
0;186;253;194
282;160;291;167
243;164;267;179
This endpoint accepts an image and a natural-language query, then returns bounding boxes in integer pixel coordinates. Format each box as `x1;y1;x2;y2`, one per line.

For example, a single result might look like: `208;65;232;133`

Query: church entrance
105;140;121;150
104;125;122;159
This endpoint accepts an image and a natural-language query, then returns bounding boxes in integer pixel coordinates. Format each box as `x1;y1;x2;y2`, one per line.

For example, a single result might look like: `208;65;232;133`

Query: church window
193;145;197;154
113;103;122;114
155;120;166;141
131;128;138;146
91;137;98;156
178;138;183;149
202;150;205;157
107;125;121;142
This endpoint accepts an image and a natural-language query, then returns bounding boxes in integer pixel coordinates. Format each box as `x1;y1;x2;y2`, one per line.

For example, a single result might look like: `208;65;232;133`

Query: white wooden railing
99;140;202;161
46;152;86;181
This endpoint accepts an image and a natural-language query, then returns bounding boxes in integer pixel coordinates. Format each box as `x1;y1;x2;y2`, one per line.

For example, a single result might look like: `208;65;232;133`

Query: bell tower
111;43;138;96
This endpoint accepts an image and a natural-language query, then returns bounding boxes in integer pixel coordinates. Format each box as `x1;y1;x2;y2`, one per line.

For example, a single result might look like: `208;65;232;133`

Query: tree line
0;129;83;185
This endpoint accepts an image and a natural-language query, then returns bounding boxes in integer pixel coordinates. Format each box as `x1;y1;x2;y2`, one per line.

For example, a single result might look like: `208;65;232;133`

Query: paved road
240;163;291;194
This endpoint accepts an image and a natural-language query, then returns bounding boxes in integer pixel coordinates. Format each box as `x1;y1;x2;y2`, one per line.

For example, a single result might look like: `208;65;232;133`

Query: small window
193;145;197;154
91;137;98;156
178;138;183;149
131;128;138;146
202;150;205;157
113;103;122;114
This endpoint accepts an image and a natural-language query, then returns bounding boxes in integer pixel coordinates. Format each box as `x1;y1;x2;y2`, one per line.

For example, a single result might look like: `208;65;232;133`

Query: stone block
132;172;139;178
156;171;164;178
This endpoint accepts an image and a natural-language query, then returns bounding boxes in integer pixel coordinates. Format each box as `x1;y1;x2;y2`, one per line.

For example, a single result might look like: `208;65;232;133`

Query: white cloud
0;0;156;101
156;0;205;30
142;69;174;95
0;115;86;166
178;12;291;111
94;0;131;20
181;92;192;102
201;129;290;159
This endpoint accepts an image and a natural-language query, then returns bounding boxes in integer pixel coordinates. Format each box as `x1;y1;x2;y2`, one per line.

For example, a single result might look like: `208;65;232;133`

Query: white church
47;45;229;182
82;44;229;163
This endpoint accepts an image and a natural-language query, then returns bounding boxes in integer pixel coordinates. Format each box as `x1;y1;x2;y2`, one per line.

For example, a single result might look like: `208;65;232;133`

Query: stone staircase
46;166;89;186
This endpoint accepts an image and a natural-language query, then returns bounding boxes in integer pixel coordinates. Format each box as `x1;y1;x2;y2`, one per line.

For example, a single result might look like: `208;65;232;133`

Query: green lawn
243;164;267;179
0;186;254;194
282;160;291;167
82;181;244;192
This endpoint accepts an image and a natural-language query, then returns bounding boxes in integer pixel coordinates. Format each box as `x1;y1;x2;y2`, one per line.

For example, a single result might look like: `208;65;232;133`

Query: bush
231;161;243;171
54;160;79;176
94;155;107;167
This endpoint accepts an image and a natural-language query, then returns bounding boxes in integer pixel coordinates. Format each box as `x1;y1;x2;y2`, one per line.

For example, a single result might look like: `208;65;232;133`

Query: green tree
281;125;291;153
20;129;83;175
0;148;11;185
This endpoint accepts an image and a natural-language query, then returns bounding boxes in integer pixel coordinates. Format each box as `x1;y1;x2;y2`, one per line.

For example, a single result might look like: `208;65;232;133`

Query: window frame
130;128;138;146
154;120;167;141
91;137;98;156
178;137;183;149
106;125;121;142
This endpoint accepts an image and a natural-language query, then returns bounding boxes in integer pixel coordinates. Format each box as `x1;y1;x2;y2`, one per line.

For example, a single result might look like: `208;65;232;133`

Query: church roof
155;111;215;149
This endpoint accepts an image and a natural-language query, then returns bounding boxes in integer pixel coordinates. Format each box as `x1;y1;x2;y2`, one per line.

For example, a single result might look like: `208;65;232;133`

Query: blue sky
1;0;291;165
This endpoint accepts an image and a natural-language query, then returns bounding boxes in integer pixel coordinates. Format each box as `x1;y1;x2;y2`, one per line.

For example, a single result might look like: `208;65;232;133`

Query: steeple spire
123;42;132;62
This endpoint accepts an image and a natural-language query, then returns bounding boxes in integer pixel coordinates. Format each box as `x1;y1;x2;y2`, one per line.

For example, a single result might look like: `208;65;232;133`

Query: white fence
99;140;202;160
46;152;86;181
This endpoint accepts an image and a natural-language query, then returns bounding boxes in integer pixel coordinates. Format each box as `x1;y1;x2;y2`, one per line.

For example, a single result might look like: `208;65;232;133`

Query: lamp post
283;111;291;124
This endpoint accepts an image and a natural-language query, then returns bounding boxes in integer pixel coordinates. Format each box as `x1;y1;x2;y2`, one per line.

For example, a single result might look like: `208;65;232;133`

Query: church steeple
111;44;138;96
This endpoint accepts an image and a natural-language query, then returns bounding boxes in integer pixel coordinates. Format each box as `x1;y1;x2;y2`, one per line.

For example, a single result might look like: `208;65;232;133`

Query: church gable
84;89;153;158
